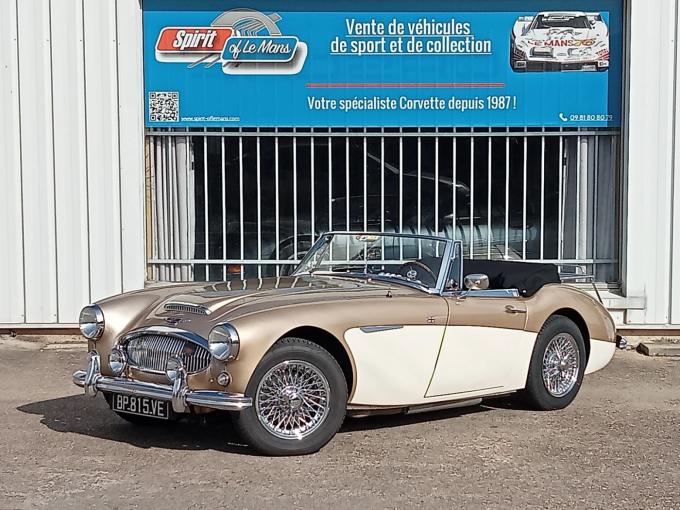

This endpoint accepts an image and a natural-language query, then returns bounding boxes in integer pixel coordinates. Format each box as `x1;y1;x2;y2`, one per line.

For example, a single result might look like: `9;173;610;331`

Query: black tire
521;316;587;411
232;337;347;456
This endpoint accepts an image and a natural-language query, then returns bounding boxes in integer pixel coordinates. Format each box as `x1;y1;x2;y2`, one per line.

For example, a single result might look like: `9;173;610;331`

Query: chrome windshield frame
293;232;460;295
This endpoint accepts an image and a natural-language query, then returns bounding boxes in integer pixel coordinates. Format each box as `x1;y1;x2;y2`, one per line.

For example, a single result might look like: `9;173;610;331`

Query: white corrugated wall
1;0;680;328
624;0;680;326
0;0;145;327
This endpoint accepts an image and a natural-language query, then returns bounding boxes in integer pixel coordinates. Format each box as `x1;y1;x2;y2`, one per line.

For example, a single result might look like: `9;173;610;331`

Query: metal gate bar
146;127;621;285
540;128;545;260
147;129;620;138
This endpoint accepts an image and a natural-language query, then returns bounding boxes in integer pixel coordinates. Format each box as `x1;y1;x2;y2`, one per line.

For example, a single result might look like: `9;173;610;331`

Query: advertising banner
143;0;622;127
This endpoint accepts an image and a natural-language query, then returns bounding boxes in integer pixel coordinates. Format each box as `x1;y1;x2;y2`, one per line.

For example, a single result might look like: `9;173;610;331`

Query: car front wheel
232;337;347;455
521;316;587;410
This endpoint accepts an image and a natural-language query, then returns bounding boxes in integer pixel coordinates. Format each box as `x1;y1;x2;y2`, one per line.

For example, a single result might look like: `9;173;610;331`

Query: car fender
522;284;616;345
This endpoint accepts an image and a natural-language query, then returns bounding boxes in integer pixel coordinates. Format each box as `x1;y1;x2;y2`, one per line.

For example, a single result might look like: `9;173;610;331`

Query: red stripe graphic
306;82;506;89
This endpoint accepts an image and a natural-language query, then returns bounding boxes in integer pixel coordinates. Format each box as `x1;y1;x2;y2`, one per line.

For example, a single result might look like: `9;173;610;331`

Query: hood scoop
164;302;212;316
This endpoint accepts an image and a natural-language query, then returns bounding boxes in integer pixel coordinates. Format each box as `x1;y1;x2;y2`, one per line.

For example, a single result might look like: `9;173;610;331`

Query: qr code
148;91;179;122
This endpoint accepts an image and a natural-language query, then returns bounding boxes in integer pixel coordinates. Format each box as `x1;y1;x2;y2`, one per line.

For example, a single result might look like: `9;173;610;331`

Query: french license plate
111;394;169;420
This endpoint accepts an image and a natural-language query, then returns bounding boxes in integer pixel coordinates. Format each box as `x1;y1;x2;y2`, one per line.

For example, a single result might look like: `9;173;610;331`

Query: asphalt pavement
0;339;678;509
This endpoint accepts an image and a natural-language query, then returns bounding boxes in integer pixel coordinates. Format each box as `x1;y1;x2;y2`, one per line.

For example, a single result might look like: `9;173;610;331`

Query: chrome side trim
468;289;521;298
443;289;521;299
360;325;404;334
72;352;252;412
346;394;500;418
406;398;483;415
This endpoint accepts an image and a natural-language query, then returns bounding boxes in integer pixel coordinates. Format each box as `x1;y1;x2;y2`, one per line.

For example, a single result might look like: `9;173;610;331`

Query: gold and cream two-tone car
73;232;620;455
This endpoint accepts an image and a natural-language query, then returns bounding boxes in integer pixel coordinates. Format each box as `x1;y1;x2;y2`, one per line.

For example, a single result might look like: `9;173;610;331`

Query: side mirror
464;273;489;291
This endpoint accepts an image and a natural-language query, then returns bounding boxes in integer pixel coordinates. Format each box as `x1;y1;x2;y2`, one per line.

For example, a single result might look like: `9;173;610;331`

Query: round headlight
108;346;126;376
79;305;105;340
208;323;240;361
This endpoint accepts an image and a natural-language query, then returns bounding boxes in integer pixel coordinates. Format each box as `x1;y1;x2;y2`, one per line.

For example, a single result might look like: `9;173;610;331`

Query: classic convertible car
73;232;620;455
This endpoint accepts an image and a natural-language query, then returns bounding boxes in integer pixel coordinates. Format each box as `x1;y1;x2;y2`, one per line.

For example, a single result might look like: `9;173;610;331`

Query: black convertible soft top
463;259;561;297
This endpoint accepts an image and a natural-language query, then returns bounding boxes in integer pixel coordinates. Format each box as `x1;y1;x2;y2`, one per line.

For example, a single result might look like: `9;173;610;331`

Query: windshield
533;14;590;30
293;233;451;291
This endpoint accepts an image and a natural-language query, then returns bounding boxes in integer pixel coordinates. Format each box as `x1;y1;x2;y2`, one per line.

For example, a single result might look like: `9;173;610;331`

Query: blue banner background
143;0;622;127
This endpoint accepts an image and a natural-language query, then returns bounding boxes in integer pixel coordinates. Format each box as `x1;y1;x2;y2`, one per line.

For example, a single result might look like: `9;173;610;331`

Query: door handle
505;305;526;314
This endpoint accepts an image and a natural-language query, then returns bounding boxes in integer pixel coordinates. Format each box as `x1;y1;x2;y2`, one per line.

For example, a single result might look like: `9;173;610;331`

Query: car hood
138;276;416;326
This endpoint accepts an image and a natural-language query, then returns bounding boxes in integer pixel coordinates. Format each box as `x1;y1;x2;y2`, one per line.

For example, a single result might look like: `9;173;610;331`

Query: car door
425;278;536;400
344;294;449;407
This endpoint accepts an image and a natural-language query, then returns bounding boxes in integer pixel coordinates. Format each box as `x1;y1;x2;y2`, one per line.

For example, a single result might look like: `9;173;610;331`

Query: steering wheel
397;260;437;288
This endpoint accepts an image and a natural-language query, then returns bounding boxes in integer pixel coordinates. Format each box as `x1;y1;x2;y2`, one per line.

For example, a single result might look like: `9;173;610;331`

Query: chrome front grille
124;334;212;374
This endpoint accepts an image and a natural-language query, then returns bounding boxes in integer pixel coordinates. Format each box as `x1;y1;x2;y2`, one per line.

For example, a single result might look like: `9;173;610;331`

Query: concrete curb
618;335;680;349
637;342;680;357
0;334;86;352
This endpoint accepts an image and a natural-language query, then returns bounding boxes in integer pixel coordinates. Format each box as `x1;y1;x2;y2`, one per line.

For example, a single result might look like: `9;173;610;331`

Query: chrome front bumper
72;351;252;413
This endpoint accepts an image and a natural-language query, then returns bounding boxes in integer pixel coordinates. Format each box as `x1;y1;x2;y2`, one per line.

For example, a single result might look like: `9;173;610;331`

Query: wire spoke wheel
541;333;580;397
255;360;331;440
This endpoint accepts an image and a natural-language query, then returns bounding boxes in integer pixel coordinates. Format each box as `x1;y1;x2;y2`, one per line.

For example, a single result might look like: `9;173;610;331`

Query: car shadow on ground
18;394;257;455
18;394;509;454
341;405;491;432
341;394;531;432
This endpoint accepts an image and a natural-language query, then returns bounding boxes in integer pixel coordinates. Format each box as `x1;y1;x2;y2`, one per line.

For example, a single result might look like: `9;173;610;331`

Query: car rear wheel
521;316;587;410
232;337;347;456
